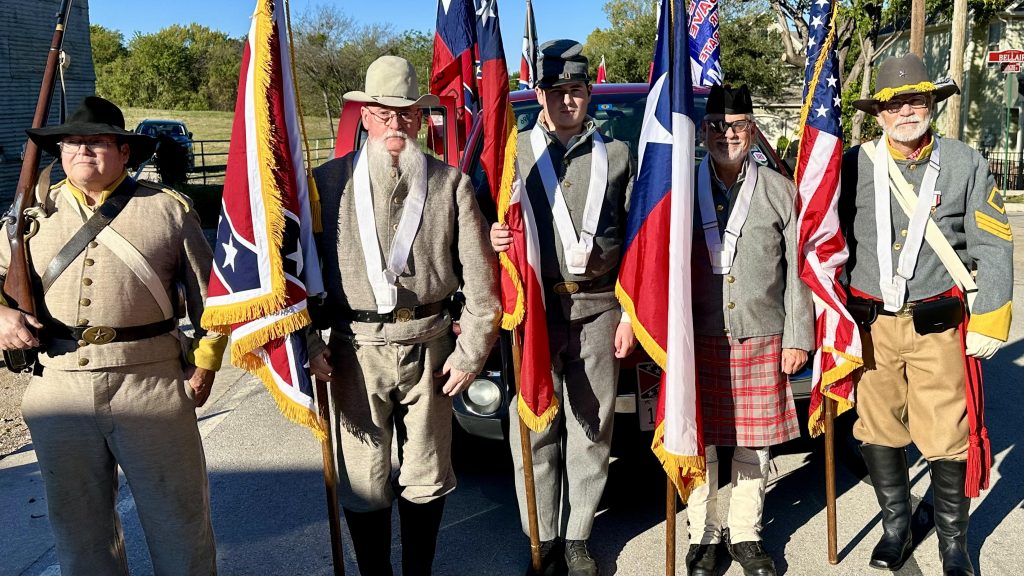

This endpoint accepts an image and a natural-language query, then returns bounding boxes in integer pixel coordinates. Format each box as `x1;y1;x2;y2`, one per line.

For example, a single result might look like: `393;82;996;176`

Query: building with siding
1;0;94;209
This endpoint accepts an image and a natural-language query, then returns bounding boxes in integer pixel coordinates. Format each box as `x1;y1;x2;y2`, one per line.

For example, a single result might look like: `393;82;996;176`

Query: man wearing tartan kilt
684;85;814;576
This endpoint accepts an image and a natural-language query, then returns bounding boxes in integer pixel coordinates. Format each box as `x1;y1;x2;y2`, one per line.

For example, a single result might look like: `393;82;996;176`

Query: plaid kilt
696;334;799;447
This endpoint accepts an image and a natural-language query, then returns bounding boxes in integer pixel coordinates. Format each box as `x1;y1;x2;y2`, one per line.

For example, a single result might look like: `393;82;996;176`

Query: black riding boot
398;496;446;576
343;508;394;576
861;444;913;571
930;460;975;576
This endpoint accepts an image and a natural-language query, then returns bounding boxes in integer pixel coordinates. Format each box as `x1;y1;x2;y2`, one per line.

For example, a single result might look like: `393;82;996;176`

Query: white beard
879;111;932;144
366;133;424;189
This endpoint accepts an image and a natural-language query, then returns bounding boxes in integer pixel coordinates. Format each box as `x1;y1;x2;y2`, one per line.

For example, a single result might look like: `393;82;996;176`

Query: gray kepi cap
536;39;590;89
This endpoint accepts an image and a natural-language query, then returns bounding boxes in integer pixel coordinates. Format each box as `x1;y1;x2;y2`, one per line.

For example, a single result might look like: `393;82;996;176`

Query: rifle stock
2;0;74;372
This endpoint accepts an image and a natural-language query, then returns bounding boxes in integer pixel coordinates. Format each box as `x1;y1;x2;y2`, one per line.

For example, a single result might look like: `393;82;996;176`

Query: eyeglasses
365;108;419;125
881;95;930;113
705;119;752;134
57;139;115;154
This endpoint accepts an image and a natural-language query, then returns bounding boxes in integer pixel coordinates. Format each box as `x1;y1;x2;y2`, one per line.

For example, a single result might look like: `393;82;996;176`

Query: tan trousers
686;445;771;544
20;359;216;576
330;333;456;512
853;315;969;461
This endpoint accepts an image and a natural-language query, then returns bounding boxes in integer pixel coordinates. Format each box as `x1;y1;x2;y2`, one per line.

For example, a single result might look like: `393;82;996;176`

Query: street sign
988;49;1024;64
1001;62;1022;74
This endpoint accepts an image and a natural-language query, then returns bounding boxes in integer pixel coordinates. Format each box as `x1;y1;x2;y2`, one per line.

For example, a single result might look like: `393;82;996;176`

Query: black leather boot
398;497;445;576
525;538;566;576
564;540;598;576
930;460;975;576
861;444;913;571
343;507;394;576
685;543;721;576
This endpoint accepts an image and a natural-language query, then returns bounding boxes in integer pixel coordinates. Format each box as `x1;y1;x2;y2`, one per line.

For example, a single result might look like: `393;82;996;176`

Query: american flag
617;0;704;499
687;0;722;87
201;0;326;438
432;0;478;154
794;0;861;436
475;0;556;430
519;0;537;90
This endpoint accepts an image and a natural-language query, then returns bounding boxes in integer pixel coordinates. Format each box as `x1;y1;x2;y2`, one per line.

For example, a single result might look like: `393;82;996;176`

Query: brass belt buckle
394;308;415;322
895;302;915;318
82;325;117;345
553;281;579;295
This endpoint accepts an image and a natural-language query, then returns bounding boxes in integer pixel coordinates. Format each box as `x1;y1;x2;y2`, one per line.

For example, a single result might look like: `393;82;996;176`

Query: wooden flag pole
824;396;839;564
315;378;346;576
511;330;544;573
666;477;676;576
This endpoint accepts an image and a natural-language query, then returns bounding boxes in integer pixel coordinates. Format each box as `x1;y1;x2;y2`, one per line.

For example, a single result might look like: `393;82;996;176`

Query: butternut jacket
311;152;500;374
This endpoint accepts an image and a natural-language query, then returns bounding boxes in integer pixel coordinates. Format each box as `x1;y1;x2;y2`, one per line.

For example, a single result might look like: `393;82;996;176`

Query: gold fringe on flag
497;108;526;330
651;421;706;501
517;395;560;433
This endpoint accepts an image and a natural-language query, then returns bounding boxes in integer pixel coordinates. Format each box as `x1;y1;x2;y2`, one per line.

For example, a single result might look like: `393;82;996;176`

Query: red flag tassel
955;287;990;498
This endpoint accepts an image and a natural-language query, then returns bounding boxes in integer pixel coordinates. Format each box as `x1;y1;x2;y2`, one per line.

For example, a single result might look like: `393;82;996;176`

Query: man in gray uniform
308;56;500;576
684;85;813;576
841;54;1013;576
491;40;635;576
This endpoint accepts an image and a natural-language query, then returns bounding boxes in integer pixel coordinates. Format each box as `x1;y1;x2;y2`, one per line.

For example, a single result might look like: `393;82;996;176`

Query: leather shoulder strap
40;179;139;294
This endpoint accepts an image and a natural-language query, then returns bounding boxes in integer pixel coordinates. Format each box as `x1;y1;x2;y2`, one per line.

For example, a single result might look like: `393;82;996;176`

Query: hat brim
343;91;440;108
536;75;590;89
852;82;960;115
26;122;157;168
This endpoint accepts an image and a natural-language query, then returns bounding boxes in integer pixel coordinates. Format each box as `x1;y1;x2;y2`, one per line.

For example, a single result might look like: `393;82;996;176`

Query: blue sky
88;0;611;66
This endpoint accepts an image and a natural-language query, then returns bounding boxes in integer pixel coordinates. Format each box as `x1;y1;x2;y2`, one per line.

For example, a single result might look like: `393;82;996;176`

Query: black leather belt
46;317;178;345
545;274;615;296
344;300;449;323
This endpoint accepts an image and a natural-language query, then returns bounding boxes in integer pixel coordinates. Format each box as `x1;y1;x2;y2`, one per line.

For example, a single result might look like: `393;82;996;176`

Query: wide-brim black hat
26;96;157;168
706;84;753;115
852;54;959;114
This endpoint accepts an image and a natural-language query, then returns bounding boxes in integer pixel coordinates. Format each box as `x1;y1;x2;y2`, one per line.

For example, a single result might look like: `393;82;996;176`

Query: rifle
2;0;75;372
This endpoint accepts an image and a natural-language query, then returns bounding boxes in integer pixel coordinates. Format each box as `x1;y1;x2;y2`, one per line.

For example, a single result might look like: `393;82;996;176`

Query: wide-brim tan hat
852;53;959;114
344;55;440;108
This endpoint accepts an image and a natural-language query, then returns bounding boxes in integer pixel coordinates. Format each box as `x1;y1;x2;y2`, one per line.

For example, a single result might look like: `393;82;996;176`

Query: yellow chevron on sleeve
975;211;1013;242
987;187;1006;215
969;301;1012;342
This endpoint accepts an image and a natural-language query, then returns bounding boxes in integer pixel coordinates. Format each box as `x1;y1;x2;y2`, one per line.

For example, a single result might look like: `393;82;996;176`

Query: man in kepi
491;39;635;576
684;85;814;576
308;55;500;576
0;96;226;574
842;54;1013;576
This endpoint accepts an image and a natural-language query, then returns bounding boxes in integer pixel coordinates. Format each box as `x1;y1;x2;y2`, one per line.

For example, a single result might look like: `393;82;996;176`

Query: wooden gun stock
2;0;74;372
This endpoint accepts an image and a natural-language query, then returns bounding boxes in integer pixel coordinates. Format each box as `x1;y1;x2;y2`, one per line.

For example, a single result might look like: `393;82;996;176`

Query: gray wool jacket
690;160;815;351
311;152;501;374
518;118;635;322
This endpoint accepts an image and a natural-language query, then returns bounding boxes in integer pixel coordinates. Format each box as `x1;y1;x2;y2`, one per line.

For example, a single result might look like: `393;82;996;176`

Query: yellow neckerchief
886;132;933;161
66;171;128;208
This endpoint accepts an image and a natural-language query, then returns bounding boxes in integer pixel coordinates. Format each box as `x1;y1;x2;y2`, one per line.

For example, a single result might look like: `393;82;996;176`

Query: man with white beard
308;55;500;576
684;84;813;576
841;54;1013;576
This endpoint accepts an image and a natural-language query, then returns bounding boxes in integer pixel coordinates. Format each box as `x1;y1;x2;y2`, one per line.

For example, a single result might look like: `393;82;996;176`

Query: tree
583;0;658;83
718;1;800;99
90;25;127;68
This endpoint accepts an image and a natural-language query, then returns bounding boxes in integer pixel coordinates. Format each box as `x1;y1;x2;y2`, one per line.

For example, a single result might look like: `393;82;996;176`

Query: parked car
135;119;195;171
332;83;813;441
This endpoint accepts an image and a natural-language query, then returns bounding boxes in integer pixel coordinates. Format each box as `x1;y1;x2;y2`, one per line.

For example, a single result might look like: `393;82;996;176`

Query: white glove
966;331;1002;360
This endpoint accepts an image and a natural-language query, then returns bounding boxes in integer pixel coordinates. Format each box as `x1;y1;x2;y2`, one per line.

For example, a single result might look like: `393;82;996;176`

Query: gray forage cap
536;39;590;89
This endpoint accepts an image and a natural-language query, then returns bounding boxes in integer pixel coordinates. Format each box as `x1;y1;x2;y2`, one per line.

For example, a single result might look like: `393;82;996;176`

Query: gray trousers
20;359;216;576
509;307;620;541
331;333;456;512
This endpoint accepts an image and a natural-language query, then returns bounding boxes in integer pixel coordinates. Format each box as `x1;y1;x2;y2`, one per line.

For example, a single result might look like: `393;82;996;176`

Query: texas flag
432;0;478;152
202;0;326;439
519;0;538;90
687;0;723;87
617;0;704;499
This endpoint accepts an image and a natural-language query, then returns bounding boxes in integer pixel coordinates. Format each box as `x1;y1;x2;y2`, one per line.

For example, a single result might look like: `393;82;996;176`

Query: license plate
636;362;662;432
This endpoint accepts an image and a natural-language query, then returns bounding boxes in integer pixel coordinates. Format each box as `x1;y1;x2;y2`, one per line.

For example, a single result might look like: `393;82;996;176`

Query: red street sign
988;49;1024;64
1001;62;1022;74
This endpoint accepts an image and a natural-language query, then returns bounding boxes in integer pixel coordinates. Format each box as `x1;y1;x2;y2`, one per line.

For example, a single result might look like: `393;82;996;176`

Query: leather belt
46;317;178;345
545;273;615;296
344;300;449;323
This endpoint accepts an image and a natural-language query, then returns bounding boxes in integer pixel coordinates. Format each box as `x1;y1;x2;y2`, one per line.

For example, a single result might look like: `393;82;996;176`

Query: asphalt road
2;213;1023;576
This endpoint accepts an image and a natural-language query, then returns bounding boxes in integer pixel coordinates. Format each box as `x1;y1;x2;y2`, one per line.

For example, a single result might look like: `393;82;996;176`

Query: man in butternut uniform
0;96;226;575
492;40;636;576
308;56;500;576
841;54;1013;576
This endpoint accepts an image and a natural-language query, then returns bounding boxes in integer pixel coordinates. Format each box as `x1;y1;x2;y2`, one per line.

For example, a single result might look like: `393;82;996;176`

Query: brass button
909;164;917;171
716;204;725;212
80;298;91;306
726;275;735;284
392;223;399;231
88;241;98;249
78;319;89;326
77;339;88;347
393;197;403;206
82;278;93;286
724;328;731;335
78;358;89;366
727;301;736;309
900;229;908;237
562;179;572;188
893;243;902;251
84;258;94;266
